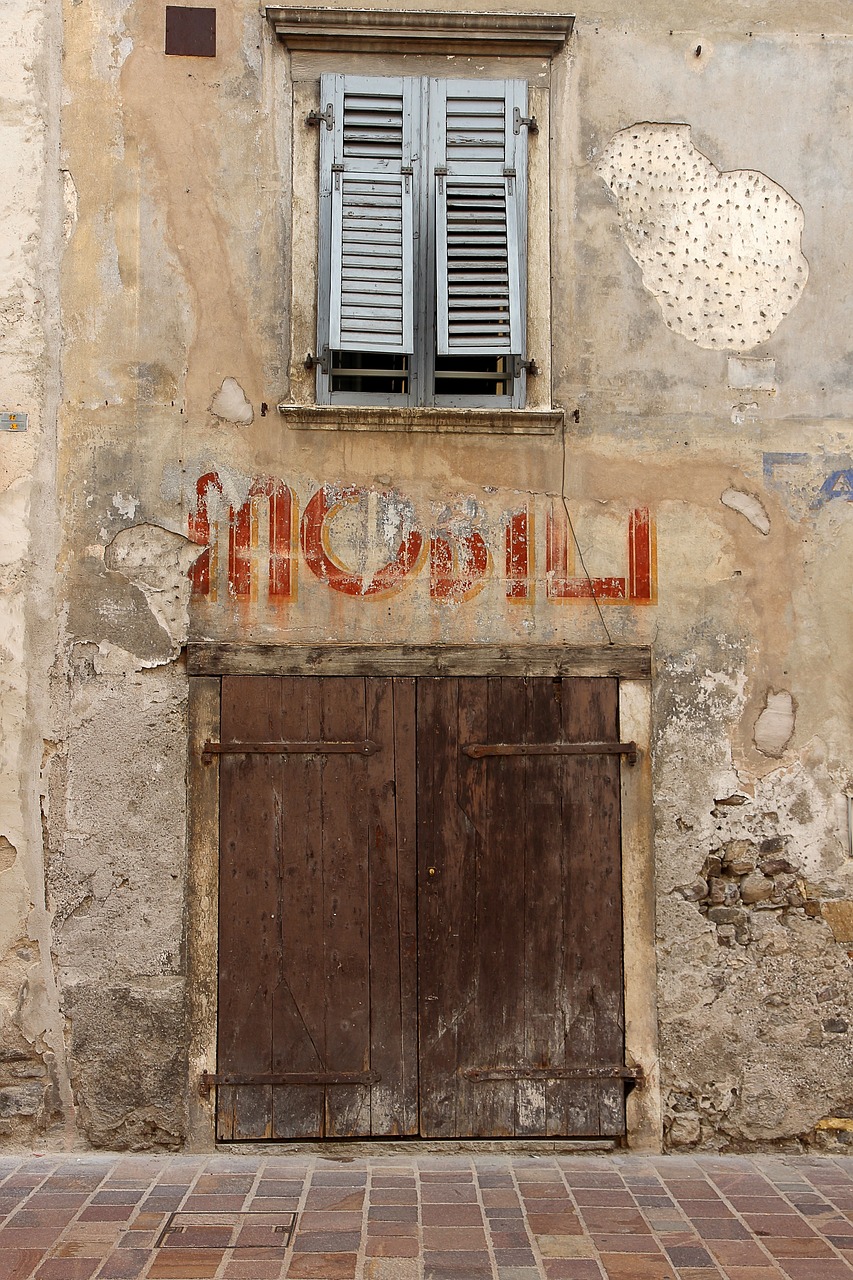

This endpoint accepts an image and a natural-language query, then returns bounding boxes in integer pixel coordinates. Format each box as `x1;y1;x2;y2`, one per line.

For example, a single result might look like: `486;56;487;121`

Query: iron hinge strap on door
462;1065;645;1085
463;740;639;765
201;740;378;763
199;1070;381;1096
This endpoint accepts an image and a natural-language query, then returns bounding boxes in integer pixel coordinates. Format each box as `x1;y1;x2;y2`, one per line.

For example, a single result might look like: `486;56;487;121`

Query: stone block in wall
821;901;853;944
66;981;187;1149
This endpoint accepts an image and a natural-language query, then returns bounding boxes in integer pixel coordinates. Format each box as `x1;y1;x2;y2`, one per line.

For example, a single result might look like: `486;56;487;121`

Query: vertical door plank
468;675;526;1136
417;678;464;1137
271;677;325;1138
520;677;564;1137
218;676;279;1139
319;677;371;1137
367;677;418;1135
556;677;625;1136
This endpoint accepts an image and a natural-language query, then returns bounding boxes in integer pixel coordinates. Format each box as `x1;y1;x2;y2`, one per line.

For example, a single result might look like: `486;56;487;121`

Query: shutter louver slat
435;81;525;362
437;176;519;353
327;77;414;355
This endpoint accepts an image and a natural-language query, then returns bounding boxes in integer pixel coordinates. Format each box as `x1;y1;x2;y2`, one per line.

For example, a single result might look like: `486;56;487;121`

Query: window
315;75;530;409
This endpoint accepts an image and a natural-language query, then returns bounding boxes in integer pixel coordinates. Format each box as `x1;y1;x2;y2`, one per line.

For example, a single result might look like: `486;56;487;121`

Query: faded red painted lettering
301;485;424;597
188;471;224;598
229;478;296;600
505;508;531;600
430;530;490;602
546;502;655;603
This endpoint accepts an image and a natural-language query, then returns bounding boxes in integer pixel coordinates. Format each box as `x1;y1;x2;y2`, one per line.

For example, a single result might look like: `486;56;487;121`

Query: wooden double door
215;674;626;1141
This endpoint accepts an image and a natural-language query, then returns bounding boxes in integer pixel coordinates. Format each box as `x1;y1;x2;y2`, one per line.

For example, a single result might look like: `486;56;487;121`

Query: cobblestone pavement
2;1151;853;1280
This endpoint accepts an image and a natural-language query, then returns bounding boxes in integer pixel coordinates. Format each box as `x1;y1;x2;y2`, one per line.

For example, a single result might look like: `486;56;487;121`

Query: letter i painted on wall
229;478;297;600
505;507;532;600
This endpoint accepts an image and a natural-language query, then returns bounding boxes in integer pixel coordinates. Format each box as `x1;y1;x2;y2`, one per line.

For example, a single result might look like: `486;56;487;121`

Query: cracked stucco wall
0;0;70;1144
1;0;852;1151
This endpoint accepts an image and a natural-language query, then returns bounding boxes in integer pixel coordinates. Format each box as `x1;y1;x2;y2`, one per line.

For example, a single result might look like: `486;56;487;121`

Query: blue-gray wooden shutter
432;79;527;358
321;74;415;354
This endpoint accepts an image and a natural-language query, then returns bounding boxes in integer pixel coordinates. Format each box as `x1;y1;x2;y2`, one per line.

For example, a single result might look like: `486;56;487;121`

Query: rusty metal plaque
156;1211;296;1249
165;6;216;57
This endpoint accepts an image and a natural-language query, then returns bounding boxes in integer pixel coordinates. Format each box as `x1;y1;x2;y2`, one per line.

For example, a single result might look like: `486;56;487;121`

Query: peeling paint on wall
753;689;796;758
209;377;254;426
720;488;770;535
597;124;808;349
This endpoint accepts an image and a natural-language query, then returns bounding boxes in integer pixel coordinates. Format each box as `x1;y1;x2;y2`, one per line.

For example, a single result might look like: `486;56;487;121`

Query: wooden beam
187;644;650;680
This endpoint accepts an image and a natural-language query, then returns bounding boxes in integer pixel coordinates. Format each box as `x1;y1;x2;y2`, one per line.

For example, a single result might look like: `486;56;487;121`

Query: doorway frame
185;644;660;1151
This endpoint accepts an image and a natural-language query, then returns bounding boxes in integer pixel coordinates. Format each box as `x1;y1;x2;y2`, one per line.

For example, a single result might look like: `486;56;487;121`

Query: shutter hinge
304;347;330;374
513;107;539;135
306;104;334;130
512;356;539;379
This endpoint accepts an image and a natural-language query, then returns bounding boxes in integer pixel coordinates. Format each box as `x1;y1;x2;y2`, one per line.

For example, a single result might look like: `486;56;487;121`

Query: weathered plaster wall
0;0;70;1145
2;0;851;1150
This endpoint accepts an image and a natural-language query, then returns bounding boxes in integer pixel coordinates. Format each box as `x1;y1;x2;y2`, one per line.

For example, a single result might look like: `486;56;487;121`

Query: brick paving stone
0;1253;44;1280
365;1220;418;1237
665;1244;717;1266
420;1184;478;1203
526;1213;584;1234
96;1251;153;1279
35;1261;101;1280
148;1249;223;1279
708;1241;779;1265
421;1203;482;1225
305;1190;365;1212
421;1226;488;1249
589;1233;664;1253
695;1220;752;1239
777;1266;853;1280
368;1206;418;1222
744;1217;818;1238
363;1260;419;1279
78;1206;135;1222
493;1249;538;1266
598;1256;674;1279
286;1257;359;1280
364;1237;420;1257
292;1231;362;1252
223;1263;284;1279
572;1191;635;1207
298;1212;364;1232
542;1262;604;1279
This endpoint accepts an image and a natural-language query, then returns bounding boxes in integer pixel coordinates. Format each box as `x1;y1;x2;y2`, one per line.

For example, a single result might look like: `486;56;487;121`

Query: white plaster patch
728;356;776;391
61;170;78;242
731;402;759;426
112;492;138;520
597;124;808;349
721;488;770;535
210;377;254;426
754;689;796;758
104;523;205;650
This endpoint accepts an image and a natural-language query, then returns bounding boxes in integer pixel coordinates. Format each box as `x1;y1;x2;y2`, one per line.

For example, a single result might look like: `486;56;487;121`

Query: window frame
272;8;573;421
315;74;529;410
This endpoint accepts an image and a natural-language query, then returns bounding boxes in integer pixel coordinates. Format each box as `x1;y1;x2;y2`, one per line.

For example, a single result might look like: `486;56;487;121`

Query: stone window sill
277;405;564;435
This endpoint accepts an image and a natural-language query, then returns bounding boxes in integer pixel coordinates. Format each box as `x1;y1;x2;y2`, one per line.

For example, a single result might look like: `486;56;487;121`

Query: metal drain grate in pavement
156;1211;297;1250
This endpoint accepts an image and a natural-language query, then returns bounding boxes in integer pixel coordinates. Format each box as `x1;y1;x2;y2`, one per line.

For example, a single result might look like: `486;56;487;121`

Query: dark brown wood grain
216;675;417;1139
416;676;626;1139
217;674;626;1141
